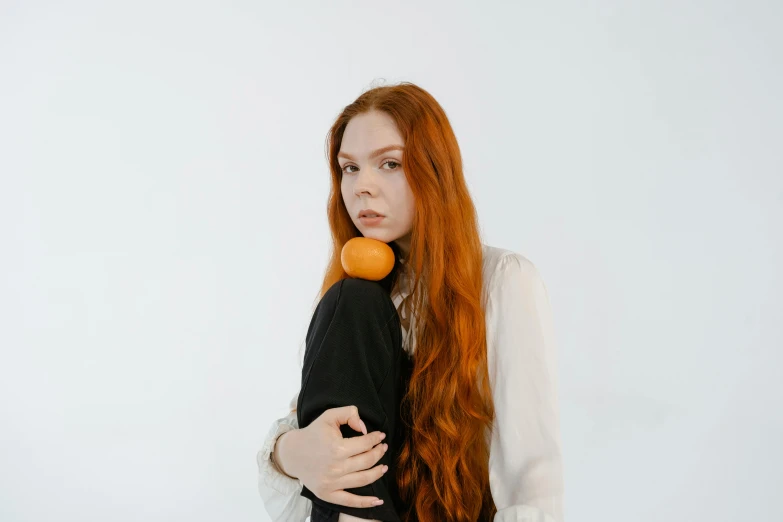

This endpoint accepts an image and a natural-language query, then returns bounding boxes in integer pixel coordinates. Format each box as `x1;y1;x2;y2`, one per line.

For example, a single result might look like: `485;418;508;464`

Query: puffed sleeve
484;254;565;522
256;391;313;521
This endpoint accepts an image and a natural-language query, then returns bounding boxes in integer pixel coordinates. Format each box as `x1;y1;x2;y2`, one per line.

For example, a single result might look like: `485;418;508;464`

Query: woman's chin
360;231;391;243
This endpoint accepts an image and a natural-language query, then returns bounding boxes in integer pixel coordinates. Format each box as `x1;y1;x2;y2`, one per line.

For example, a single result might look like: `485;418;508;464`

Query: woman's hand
274;405;389;508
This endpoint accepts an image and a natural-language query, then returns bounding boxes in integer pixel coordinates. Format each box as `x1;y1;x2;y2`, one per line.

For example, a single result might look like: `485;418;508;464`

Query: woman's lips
359;216;385;226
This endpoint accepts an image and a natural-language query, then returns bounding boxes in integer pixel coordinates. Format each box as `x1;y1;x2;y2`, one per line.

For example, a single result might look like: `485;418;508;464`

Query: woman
257;82;564;522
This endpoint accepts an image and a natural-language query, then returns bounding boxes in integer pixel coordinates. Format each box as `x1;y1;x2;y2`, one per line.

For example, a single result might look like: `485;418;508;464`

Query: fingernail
360;421;367;435
383;443;388;452
380;432;386;440
372;499;384;506
382;465;388;473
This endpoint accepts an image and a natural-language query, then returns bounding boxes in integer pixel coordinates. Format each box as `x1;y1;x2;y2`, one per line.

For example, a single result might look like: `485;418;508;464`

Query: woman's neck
394;233;411;260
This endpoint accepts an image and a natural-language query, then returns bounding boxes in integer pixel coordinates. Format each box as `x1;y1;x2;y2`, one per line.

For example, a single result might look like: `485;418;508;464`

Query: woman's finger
339;430;386;459
324;405;367;435
335;463;388;490
325;490;384;509
342;440;387;474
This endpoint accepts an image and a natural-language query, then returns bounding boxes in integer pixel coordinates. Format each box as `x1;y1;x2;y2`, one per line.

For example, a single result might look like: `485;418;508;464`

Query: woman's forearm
272;430;300;479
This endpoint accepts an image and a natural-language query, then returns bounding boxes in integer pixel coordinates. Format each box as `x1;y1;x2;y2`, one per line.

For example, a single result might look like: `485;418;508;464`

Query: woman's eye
341;160;400;174
383;160;401;170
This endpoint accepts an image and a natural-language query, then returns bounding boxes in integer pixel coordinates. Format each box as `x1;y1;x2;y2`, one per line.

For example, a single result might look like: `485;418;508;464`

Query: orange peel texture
340;237;395;281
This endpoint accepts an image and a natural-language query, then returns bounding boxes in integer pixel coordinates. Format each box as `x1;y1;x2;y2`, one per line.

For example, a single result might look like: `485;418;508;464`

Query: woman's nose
353;168;377;197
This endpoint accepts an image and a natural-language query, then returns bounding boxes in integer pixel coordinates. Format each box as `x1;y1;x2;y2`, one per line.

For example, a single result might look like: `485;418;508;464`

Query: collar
390;259;418;355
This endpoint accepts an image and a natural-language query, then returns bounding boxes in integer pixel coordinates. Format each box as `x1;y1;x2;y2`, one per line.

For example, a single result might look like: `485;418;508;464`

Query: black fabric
297;275;414;522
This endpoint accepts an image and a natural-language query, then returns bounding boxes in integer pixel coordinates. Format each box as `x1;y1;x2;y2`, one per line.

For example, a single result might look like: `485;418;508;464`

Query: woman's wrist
272;429;299;479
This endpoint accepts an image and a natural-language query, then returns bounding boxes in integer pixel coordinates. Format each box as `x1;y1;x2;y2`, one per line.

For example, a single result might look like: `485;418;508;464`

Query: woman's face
338;110;415;255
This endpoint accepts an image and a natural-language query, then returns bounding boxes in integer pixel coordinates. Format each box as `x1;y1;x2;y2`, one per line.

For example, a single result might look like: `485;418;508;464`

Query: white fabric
257;244;564;521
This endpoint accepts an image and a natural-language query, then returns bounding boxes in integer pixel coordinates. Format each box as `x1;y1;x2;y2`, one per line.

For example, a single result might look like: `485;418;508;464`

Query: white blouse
257;244;565;522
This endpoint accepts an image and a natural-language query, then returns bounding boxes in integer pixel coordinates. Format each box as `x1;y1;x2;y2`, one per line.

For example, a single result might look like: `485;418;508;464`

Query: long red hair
317;82;496;521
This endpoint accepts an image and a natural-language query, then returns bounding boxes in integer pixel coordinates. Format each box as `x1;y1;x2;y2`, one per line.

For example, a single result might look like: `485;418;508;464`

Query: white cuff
257;414;302;496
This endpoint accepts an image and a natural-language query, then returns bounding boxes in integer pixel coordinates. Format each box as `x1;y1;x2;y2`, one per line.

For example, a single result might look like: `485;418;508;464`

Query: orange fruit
341;237;395;281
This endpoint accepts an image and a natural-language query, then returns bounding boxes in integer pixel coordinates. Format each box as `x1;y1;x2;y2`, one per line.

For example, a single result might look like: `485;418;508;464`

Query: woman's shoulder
480;243;541;290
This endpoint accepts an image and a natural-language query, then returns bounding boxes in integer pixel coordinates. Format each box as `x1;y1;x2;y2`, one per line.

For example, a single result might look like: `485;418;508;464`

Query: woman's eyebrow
337;145;404;161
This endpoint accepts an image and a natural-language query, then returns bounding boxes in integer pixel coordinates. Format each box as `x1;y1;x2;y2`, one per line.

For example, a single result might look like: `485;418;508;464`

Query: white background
1;1;781;521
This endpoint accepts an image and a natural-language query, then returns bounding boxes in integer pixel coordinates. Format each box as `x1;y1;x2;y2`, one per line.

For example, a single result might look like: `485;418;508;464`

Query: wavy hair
317;82;496;522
